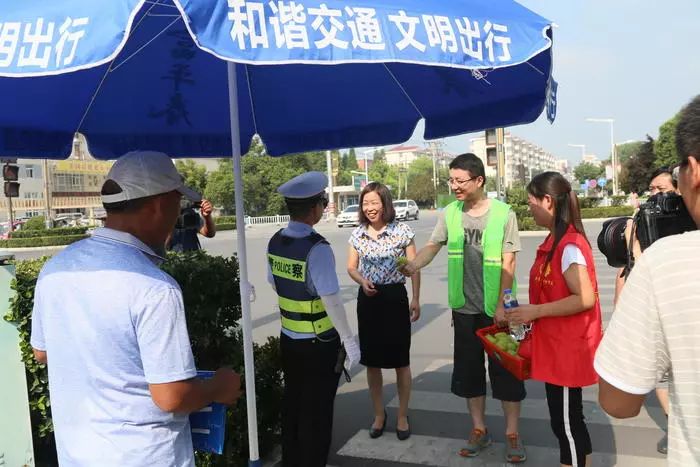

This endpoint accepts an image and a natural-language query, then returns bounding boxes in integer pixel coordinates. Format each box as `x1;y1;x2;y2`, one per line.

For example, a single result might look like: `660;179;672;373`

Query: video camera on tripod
597;192;697;270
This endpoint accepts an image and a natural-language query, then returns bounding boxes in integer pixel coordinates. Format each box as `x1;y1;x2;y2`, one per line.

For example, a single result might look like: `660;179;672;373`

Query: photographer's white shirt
31;228;197;467
595;230;700;466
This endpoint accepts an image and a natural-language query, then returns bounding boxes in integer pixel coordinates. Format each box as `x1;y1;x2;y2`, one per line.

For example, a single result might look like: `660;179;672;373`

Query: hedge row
215;216;236;225
580;206;634;218
10;227;88;239
216;223;236;231
0;234;88;248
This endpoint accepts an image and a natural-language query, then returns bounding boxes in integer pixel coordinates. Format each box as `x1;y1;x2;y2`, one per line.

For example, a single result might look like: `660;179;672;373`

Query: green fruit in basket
486;335;497;344
495;332;508;339
508;349;517;356
396;256;408;267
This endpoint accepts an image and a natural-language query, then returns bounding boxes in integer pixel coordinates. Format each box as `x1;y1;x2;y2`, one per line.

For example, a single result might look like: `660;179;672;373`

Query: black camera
597;192;697;268
175;200;202;230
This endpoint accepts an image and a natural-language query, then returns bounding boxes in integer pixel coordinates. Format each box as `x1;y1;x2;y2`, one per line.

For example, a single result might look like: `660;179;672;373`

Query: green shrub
216;223;236;231
23;216;47;230
581;206;634;219
11;227;88;239
5;251;282;467
511;205;530;223
578;197;602;209
215;216;236;225
0;234;88;248
506;183;528;206
610;195;627;207
518;217;545;231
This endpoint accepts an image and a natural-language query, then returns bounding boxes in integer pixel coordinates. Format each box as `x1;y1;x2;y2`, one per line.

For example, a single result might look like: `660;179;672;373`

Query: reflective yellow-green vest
445;199;515;316
267;230;336;337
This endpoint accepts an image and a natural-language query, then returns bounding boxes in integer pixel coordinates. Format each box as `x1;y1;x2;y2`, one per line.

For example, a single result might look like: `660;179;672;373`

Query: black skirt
357;283;411;369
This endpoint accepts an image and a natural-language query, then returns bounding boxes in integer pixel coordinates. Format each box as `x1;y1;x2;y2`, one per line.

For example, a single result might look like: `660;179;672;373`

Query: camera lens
597;217;630;268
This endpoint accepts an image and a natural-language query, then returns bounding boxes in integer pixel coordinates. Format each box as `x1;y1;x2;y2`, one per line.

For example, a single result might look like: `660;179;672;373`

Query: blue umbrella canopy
0;0;554;159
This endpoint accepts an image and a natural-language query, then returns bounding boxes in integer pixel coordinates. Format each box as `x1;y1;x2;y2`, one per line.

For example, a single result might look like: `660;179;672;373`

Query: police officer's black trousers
281;333;341;467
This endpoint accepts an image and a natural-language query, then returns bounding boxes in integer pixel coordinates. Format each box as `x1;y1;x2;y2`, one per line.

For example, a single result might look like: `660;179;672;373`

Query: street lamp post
586;118;617;195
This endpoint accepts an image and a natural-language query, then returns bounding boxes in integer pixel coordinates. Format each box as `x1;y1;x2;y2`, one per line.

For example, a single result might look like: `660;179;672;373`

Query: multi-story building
470;133;558;187
0;134;113;224
384;145;429;167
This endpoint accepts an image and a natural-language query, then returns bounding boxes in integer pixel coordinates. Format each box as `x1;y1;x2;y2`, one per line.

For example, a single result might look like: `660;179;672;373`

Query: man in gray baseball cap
30;151;241;467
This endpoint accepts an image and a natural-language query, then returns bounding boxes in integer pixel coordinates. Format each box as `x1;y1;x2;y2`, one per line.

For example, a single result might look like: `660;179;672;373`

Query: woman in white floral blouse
347;182;421;441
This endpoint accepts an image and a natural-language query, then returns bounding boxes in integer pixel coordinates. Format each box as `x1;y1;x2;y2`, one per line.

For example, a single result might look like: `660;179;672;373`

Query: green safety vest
267;231;335;337
445;199;515;316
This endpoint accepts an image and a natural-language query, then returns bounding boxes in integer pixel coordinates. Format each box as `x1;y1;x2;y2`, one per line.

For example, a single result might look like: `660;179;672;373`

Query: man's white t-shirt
31;228;197;467
595;231;700;466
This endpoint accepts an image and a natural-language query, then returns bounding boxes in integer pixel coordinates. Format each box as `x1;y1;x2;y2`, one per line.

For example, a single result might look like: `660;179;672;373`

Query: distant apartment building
384;145;429;167
471;133;557;187
582;154;601;166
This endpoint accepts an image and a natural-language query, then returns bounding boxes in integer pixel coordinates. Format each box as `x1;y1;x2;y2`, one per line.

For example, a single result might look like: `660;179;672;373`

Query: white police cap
277;171;328;199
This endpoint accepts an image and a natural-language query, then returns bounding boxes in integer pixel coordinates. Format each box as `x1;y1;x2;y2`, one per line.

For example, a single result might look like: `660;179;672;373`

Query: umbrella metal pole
227;61;261;467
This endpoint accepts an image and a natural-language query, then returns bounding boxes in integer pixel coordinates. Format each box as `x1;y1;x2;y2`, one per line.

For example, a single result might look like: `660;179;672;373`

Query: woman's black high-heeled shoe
369;410;387;439
396;416;411;441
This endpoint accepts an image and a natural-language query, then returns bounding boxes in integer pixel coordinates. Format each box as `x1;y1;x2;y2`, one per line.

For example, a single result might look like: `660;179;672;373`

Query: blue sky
395;0;700;165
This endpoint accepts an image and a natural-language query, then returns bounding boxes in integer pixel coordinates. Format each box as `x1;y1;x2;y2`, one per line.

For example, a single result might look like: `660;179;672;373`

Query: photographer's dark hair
676;95;700;164
358;182;395;225
101;179;154;214
286;195;324;220
649;167;677;189
527;171;588;265
449;153;485;188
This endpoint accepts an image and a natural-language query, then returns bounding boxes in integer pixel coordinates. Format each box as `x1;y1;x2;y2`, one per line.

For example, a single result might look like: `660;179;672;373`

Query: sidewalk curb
0;245;68;253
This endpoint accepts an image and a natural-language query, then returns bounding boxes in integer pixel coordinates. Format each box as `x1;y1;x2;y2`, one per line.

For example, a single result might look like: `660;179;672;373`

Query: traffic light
2;163;18;181
4;181;19;197
3;162;19;197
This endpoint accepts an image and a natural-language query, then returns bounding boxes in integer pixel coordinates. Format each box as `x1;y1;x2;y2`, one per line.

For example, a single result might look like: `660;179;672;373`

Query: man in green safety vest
267;171;361;467
400;153;527;463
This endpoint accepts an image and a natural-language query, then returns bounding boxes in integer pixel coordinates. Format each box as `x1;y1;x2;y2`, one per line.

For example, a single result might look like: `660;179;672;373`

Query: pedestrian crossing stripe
337;432;665;466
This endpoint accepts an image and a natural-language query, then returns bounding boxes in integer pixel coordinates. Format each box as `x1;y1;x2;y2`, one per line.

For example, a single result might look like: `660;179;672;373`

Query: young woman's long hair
527;172;588;264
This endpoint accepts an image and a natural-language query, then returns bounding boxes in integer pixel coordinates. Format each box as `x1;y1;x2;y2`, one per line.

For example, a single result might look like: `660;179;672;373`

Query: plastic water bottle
503;288;527;341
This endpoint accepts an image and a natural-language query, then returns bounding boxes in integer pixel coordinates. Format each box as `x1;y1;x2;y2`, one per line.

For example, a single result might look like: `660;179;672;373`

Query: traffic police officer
267;171;360;467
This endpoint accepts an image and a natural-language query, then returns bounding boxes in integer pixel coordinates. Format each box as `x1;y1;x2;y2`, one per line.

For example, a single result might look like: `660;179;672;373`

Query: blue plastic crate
189;370;227;454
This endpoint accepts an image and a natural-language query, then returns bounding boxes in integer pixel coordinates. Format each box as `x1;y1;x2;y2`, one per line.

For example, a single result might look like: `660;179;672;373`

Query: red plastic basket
476;324;531;381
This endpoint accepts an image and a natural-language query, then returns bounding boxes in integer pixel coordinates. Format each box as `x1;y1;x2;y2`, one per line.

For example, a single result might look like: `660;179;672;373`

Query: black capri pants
545;383;592;466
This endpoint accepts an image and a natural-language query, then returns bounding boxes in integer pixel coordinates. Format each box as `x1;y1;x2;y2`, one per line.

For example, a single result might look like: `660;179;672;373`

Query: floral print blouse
349;221;415;285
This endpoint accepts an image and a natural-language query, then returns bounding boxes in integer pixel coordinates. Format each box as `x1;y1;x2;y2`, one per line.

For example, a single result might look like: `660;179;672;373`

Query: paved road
12;212;666;466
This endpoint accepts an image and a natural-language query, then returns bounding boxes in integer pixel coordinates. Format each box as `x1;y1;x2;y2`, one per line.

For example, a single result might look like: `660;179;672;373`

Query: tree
405;157;436;205
205;159;235;214
368;159;398;192
346;148;358;171
373;149;386;164
621;136;656;194
654;114;679;168
506;182;528;206
615;141;644;164
175;159;208;194
573;162;604;184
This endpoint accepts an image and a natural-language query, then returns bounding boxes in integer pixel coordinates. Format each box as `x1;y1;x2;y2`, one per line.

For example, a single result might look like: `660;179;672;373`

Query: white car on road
336;204;360;228
393;199;419;221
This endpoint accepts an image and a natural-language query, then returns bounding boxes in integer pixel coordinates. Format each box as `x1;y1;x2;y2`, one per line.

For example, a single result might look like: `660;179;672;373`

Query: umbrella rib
110;17;181;72
76;1;175;133
243;64;260;135
525;61;545;76
382;63;424;119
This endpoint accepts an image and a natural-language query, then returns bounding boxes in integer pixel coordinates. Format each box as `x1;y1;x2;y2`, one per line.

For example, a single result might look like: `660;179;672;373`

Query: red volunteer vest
528;226;603;388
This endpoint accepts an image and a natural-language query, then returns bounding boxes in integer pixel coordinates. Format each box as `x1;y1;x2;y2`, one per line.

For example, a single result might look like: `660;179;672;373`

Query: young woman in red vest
507;172;603;467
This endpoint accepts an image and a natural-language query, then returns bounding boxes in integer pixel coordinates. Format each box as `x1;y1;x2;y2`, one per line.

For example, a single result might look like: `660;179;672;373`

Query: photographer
611;168;678;455
594;95;700;465
167;198;216;252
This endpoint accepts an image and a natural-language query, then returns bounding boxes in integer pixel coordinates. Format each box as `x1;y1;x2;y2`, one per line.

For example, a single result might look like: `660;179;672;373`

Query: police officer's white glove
343;336;361;370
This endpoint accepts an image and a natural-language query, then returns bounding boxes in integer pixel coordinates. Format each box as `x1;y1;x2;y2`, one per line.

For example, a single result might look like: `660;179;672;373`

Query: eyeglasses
447;176;478;187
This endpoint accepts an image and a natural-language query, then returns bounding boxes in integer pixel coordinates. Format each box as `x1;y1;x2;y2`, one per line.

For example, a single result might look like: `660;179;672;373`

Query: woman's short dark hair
358;182;395;225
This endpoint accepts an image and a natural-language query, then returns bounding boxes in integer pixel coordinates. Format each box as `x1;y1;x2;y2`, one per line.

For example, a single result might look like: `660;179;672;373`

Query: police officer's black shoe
369;410;387;439
396;417;411;441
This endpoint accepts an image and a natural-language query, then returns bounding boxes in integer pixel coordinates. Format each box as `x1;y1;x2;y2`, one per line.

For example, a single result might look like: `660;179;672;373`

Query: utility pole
496;128;506;201
43;159;52;228
325;150;335;219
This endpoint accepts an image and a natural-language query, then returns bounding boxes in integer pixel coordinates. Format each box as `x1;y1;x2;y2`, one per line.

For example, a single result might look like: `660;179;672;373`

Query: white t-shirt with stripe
594;230;700;466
